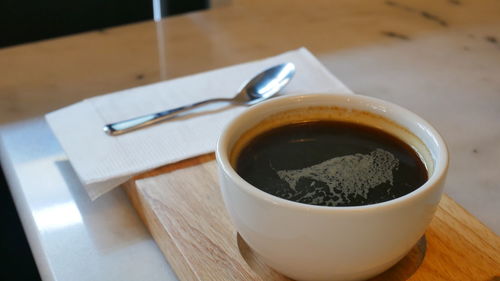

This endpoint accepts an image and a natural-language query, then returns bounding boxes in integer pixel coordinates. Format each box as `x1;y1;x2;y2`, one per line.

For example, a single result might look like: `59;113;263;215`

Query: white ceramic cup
216;93;448;281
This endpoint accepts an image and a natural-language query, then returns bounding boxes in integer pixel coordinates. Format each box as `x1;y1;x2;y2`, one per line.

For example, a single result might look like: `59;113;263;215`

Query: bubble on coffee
275;149;399;206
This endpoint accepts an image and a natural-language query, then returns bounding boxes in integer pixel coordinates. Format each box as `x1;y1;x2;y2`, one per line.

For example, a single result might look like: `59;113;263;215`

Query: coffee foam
230;106;433;176
275;149;399;206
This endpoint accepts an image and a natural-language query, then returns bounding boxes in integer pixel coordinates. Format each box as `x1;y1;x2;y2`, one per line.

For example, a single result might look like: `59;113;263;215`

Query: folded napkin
46;48;352;200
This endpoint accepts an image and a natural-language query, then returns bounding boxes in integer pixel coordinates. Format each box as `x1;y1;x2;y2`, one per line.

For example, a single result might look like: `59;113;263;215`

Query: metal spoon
103;62;295;136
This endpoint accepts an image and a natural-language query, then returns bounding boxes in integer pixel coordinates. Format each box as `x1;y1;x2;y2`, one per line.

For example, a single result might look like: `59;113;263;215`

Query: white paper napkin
46;48;352;200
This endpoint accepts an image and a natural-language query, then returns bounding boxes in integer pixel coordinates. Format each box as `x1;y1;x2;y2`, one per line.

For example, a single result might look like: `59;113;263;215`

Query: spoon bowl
236;62;295;105
104;62;295;136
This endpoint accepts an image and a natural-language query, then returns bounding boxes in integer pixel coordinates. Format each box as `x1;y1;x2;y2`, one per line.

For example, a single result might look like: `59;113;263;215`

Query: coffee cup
216;93;448;281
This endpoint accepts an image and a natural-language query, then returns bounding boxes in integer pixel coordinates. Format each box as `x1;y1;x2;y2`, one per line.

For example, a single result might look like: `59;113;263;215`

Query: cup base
237;233;427;281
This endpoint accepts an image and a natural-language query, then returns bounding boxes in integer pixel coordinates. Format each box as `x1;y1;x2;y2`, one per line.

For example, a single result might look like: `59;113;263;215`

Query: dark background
0;1;208;280
0;0;209;48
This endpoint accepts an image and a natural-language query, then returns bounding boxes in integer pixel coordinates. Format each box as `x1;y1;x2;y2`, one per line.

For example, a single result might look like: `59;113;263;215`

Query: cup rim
216;93;449;212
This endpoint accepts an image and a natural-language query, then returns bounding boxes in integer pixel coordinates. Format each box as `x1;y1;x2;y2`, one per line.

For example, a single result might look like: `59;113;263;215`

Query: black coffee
234;120;428;207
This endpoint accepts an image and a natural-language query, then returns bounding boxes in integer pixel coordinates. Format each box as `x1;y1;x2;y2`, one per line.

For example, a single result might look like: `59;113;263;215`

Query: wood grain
124;159;500;281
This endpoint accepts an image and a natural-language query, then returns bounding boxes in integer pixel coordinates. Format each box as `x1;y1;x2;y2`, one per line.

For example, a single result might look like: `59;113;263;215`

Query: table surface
1;0;499;280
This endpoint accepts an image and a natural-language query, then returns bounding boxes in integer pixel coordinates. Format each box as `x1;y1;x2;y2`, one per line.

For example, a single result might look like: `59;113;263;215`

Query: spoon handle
103;97;233;136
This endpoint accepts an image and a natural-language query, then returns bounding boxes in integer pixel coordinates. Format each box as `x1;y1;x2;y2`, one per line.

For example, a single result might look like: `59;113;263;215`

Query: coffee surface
234;120;428;207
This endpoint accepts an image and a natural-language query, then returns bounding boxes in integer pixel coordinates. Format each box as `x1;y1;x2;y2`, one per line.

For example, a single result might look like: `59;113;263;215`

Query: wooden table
1;0;499;280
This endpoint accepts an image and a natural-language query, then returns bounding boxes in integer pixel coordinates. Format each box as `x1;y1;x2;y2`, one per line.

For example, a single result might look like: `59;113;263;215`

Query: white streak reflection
33;202;83;232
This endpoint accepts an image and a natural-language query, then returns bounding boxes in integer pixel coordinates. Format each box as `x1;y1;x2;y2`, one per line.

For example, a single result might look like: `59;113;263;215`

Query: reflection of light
257;63;295;96
289;138;316;143
257;79;290;96
33;202;83;231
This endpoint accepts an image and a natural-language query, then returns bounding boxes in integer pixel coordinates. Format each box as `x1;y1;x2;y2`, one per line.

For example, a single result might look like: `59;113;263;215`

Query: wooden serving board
124;154;500;281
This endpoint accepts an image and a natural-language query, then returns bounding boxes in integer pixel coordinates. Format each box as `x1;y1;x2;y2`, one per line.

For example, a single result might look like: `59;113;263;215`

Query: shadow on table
55;159;153;254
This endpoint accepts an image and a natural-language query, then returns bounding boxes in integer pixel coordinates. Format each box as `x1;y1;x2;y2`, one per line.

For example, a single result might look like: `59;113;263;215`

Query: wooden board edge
123;180;200;281
438;195;500;260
